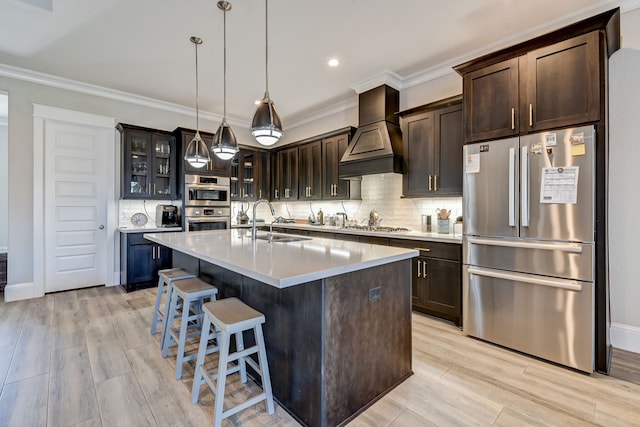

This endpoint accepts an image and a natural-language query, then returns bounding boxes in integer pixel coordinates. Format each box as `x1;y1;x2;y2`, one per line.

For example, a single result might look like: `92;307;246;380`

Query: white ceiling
0;0;632;129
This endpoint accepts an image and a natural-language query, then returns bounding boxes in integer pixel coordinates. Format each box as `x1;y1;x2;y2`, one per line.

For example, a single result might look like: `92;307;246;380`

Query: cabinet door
299;141;322;200
123;129;152;199
412;257;427;308
424;258;461;323
127;243;156;284
149;133;176;199
156;244;172;271
434;104;463;196
463;57;519;142
278;147;298;200
255;151;270;200
523;31;600;132
402;110;434;197
322;134;350;199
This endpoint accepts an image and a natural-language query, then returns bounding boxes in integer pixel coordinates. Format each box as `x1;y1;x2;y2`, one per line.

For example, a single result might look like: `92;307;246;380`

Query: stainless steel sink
255;234;312;243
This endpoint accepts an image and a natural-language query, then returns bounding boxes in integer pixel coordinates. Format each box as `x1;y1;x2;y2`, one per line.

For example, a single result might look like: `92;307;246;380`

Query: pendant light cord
265;0;269;97
195;41;200;131
223;6;228;121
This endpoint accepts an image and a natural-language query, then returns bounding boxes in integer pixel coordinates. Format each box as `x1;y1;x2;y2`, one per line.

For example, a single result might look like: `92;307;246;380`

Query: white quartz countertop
254;222;463;244
144;229;418;289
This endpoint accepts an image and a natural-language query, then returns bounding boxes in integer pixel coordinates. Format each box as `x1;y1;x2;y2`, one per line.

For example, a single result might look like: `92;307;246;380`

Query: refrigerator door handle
467;237;583;253
521;146;529;227
508;147;516;227
468;266;583;291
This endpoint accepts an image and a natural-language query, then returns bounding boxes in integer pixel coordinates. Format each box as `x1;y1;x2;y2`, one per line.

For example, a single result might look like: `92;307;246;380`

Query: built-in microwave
184;174;230;207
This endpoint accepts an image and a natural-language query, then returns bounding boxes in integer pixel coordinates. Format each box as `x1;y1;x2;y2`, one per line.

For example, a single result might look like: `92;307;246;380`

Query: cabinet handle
157;246;161;258
511;107;515;130
259;189;262;199
423;261;427;279
152;246;156;260
428;175;433;191
275;188;279;199
529;104;533;127
153;184;156;194
434;175;438;192
417;259;421;278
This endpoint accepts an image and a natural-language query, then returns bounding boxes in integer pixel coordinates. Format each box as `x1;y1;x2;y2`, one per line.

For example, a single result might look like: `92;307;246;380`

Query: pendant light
184;36;211;168
250;0;283;146
212;0;239;161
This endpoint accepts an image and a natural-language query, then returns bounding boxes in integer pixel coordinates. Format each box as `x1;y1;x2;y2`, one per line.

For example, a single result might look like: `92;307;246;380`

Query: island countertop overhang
144;229;418;289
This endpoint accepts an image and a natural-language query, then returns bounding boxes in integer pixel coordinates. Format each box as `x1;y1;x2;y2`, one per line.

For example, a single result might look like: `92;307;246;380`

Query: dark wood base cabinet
120;232;172;292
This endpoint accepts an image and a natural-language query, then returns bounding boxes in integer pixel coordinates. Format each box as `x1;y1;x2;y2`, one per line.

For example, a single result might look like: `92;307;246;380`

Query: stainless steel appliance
462;125;596;372
184;174;230;207
184;206;230;232
155;204;179;227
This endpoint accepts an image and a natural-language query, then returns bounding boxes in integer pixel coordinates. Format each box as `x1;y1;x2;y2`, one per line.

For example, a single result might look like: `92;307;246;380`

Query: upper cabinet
174;128;230;177
322;133;350;199
231;148;270;201
455;8;620;143
276;146;299;201
299;140;323;200
119;123;177;200
400;97;463;197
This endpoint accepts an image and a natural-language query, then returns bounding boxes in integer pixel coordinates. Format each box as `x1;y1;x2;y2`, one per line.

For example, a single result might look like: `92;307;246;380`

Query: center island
144;229;418;427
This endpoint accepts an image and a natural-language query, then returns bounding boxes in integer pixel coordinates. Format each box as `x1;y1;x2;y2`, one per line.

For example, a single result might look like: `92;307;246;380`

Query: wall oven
184;174;230;207
184;207;230;232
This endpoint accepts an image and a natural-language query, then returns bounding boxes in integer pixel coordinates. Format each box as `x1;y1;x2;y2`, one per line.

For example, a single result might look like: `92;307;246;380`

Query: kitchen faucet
252;199;275;240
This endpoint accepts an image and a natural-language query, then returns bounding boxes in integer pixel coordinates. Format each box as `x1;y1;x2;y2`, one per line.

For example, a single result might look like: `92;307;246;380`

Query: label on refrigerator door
540;166;579;204
545;133;557;147
465;153;480;174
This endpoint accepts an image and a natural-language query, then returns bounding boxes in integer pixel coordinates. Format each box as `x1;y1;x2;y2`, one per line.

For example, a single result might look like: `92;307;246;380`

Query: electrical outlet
368;286;381;301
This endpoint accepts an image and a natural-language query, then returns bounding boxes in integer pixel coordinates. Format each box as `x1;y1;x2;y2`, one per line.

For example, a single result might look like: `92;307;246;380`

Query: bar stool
191;297;274;427
150;268;196;349
162;277;218;380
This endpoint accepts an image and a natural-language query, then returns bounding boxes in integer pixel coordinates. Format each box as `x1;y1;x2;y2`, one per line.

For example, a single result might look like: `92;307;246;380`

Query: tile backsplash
235;173;462;232
118;199;181;227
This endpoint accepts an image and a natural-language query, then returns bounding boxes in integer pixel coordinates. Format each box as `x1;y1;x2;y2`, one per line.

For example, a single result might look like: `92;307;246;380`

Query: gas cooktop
342;225;411;233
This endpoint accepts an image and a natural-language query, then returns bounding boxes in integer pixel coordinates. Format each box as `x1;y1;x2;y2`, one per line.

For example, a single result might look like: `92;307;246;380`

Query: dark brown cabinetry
299;140;322;200
120;232;172;292
459;31;601;142
119;123;177;200
231;148;269;201
276;146;299;200
174;127;230;177
322;133;350;199
400;97;463;197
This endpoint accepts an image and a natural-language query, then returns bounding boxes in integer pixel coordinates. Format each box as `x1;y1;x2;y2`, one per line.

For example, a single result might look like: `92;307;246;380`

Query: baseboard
4;282;42;302
611;322;640;354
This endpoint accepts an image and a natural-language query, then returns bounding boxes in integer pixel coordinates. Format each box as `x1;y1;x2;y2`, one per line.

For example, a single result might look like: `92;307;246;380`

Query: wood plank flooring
0;285;639;426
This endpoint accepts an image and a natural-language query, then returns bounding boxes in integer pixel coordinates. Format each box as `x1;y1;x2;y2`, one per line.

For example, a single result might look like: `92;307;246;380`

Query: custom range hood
339;85;404;178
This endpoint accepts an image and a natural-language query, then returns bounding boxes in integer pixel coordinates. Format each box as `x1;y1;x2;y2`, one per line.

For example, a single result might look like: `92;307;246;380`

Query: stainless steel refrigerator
462;125;596;372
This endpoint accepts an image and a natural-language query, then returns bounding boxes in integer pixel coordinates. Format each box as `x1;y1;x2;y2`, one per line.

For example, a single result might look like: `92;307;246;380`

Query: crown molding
0;62;251;129
285;96;357;130
349;70;403;94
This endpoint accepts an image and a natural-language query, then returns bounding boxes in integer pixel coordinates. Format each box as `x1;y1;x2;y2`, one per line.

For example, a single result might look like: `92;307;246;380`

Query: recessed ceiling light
328;58;340;67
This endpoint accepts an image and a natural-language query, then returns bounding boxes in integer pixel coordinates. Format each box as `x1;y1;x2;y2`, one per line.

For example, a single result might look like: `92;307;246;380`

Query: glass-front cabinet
119;123;177;200
230;148;269;201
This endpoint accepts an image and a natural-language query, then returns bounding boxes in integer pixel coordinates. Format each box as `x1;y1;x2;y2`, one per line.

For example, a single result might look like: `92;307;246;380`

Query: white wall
608;7;640;351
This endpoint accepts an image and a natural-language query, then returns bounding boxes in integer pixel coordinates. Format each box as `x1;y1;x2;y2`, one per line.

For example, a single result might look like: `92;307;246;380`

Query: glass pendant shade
184;131;210;168
251;93;283;147
212;119;237;160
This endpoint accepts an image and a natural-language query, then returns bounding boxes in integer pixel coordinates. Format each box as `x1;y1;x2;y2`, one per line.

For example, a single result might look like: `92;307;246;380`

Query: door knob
98;225;105;229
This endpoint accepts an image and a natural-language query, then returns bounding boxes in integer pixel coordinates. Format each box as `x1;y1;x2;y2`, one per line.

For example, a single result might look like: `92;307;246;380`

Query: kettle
368;209;380;227
236;203;249;224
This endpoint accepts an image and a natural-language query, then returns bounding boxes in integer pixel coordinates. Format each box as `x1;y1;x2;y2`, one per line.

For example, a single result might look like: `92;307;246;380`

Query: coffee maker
156;205;179;227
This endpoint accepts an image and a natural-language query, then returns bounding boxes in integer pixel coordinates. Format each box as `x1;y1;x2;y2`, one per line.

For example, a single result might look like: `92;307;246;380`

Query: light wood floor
1;285;640;426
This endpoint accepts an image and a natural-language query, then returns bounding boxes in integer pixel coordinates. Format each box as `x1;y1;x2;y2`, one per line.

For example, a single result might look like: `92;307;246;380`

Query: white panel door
44;120;109;292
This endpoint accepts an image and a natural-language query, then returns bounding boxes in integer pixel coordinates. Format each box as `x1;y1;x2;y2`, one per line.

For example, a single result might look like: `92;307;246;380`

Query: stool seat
203;298;265;333
159;268;196;280
173;277;220;296
192;297;274;427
